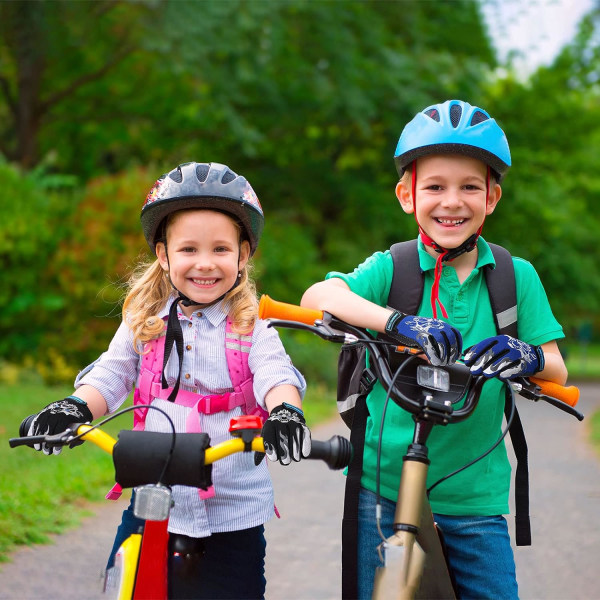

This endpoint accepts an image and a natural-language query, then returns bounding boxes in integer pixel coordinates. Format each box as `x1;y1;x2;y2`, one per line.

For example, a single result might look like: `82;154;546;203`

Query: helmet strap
410;162;490;319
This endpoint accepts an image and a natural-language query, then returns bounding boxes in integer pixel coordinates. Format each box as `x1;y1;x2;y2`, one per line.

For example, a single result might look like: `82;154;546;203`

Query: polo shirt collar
416;235;496;272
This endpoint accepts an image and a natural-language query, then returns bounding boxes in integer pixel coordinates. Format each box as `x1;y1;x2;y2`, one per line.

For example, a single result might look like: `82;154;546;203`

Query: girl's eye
181;247;196;253
215;246;231;253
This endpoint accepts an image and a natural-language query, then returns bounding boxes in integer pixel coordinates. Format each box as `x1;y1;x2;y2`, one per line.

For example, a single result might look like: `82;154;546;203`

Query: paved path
1;383;598;599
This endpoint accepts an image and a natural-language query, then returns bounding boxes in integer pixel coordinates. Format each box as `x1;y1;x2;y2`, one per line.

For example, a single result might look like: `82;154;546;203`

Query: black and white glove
463;335;545;381
385;310;462;366
255;403;312;466
27;396;93;455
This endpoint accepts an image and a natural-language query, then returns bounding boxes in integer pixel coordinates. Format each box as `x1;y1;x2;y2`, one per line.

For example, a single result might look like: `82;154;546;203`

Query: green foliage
0;159;78;358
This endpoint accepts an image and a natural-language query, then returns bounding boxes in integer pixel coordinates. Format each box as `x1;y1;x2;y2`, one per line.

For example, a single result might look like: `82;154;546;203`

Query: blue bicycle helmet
141;162;264;255
394;100;511;180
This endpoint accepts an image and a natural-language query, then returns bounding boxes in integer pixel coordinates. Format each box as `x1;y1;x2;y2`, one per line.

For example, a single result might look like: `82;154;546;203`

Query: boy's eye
426;184;443;191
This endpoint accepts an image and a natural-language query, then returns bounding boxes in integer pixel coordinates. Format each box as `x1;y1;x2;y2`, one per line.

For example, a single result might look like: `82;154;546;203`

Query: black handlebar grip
308;435;353;470
19;414;36;437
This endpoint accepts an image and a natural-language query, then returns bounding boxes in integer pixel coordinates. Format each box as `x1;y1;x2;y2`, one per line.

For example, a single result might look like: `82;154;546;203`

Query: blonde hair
122;212;258;352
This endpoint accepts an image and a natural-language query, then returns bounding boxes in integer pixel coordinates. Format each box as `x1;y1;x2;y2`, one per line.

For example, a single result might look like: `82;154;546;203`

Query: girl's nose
195;253;216;270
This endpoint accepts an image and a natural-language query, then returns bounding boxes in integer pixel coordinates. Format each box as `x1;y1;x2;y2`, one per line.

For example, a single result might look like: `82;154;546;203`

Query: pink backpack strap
225;318;267;420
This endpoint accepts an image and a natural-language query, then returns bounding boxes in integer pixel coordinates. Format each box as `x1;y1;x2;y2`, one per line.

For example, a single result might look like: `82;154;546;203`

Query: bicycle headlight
416;365;450;392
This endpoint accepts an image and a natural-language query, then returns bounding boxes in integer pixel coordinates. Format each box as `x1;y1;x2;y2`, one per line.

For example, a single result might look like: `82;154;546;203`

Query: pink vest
106;317;267;500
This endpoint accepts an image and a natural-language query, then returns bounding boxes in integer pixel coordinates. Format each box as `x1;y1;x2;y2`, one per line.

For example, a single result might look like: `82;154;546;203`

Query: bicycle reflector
133;484;173;521
416;365;450;392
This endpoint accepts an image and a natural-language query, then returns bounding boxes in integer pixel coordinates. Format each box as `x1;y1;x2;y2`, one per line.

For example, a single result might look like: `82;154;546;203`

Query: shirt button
196;311;203;317
188;322;193;328
186;345;192;351
185;373;191;379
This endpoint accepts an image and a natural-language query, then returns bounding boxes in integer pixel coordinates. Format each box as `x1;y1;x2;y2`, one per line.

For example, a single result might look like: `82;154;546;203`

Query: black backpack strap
486;243;531;546
341;394;369;600
389;239;424;315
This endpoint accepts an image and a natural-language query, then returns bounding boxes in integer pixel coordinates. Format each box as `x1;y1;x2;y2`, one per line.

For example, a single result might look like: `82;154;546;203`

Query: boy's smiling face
396;154;502;252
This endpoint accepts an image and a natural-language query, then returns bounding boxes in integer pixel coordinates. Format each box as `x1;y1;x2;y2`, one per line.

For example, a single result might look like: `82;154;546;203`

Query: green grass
0;383;131;563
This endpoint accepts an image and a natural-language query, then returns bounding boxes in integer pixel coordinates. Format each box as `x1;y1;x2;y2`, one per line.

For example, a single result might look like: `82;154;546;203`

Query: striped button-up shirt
76;299;306;537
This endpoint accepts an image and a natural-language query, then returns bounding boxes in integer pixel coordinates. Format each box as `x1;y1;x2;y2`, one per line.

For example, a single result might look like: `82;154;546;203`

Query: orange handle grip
258;295;324;325
529;377;580;407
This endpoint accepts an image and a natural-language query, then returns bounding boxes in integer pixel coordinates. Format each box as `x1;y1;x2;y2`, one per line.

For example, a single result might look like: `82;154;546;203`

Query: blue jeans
357;488;518;600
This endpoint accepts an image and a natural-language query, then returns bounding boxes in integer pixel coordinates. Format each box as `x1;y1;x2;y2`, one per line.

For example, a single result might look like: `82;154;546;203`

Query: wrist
65;395;87;405
281;402;304;418
384;310;406;334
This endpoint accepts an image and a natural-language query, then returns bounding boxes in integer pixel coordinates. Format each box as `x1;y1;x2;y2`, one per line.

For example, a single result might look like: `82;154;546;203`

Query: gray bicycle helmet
141;162;264;255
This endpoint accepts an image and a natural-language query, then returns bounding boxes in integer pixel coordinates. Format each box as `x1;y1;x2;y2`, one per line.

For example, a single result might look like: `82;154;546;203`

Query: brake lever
510;379;584;421
266;318;358;344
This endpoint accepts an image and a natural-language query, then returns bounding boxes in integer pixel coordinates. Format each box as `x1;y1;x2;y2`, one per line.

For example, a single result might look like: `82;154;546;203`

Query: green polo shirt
326;237;563;515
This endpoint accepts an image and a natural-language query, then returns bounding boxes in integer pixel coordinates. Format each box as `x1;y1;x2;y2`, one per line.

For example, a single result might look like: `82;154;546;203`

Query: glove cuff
534;345;545;373
282;402;304;418
384;310;407;334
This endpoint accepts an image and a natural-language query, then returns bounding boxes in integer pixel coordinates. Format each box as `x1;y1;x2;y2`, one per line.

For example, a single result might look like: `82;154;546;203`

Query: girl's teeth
193;279;216;285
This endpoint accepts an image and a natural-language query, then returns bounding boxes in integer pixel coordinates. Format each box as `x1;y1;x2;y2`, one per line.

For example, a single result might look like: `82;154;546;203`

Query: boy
301;100;567;599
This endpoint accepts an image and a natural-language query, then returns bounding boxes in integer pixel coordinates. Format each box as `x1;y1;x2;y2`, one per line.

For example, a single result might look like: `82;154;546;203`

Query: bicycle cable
69;404;178;487
426;381;516;496
374;354;418;543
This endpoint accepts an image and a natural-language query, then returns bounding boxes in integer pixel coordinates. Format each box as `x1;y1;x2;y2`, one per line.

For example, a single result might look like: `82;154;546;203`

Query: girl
27;161;311;599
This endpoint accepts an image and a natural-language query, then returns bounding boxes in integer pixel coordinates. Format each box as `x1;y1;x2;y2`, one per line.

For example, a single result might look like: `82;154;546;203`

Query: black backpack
339;239;531;599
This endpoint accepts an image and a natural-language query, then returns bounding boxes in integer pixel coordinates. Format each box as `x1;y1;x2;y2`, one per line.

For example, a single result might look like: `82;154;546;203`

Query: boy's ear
155;241;169;271
396;181;414;214
486;183;502;215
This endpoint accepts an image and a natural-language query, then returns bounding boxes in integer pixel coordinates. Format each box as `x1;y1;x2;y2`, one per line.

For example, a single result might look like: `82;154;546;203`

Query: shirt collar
157;296;229;326
417;235;496;272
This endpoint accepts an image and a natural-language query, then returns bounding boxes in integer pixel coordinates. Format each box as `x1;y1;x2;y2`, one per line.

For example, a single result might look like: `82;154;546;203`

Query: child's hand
27;397;93;455
385;311;462;366
255;403;311;466
463;335;545;381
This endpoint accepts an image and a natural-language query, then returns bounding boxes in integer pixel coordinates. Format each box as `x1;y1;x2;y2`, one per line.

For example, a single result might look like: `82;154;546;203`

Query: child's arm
70;384;109;419
301;278;392;331
302;278;462;366
536;341;568;385
264;383;302;413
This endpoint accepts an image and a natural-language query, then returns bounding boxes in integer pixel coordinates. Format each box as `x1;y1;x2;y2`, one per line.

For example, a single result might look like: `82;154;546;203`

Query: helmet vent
195;164;210;182
450;104;462;128
168;168;183;183
424;108;440;122
470;110;489;126
221;170;236;184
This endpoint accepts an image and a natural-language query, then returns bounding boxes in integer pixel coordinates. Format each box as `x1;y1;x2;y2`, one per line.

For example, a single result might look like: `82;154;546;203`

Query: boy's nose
441;190;463;207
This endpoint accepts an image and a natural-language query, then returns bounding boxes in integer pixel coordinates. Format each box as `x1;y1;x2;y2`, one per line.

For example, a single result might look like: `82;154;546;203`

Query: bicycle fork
372;420;455;600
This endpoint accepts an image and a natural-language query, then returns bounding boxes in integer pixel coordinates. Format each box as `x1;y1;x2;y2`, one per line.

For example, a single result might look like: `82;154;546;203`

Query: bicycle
257;294;584;600
9;410;352;600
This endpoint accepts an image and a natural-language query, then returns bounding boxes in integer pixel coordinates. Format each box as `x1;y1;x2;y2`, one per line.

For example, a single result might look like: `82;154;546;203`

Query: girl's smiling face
155;209;249;315
396;154;502;253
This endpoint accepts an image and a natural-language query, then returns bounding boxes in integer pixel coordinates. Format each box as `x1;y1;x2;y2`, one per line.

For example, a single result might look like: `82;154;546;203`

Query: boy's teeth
437;218;464;225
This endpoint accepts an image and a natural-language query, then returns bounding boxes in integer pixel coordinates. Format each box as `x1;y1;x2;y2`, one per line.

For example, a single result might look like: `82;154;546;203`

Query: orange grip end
258;295;324;326
529;377;580;407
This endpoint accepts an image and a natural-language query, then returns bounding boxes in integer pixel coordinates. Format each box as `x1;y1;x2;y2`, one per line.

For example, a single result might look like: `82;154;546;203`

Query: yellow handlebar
77;425;265;463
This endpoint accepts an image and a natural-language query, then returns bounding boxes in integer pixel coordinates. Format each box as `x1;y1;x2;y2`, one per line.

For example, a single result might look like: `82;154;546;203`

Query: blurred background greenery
1;0;600;561
1;0;599;390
